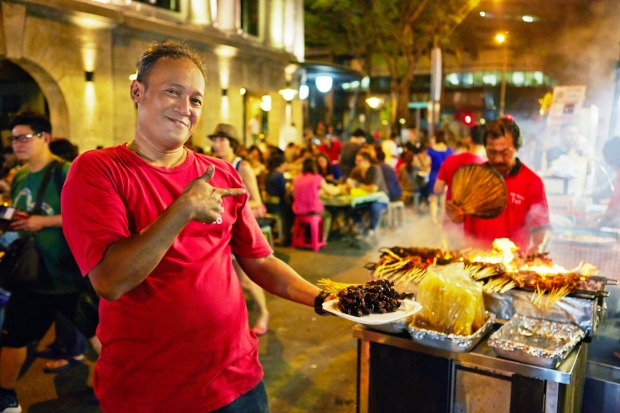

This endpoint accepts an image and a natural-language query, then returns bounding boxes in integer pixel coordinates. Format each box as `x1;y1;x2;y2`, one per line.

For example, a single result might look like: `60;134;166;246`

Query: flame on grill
371;238;599;311
470;238;519;271
470;238;570;275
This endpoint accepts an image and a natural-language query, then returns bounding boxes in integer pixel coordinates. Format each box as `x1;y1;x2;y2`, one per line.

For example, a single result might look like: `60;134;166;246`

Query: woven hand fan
451;164;507;218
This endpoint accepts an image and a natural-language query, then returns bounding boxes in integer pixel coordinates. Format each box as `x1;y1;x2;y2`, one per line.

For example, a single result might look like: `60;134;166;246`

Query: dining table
320;191;390;208
320;191;390;246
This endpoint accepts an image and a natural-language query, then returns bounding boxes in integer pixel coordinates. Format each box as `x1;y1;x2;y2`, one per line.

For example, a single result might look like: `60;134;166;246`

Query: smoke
542;0;620;141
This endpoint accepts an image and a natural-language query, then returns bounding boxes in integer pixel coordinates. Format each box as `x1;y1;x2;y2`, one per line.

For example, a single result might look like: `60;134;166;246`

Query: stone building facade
0;0;304;151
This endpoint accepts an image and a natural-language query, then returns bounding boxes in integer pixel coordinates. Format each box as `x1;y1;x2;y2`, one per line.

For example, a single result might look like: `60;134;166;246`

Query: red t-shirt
62;145;272;412
292;173;324;215
319;139;342;164
437;152;485;201
464;160;550;252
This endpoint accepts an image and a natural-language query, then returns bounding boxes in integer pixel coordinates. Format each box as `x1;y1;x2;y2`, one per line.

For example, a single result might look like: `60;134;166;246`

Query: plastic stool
291;215;326;252
387;200;405;229
265;213;284;244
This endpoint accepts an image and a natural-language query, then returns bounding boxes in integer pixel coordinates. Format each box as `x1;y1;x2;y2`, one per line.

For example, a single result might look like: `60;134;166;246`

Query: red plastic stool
291;214;326;252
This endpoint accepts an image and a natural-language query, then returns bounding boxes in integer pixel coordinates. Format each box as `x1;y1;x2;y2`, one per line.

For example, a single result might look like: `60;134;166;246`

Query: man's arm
88;165;246;301
526;176;552;255
236;254;324;307
528;227;550;255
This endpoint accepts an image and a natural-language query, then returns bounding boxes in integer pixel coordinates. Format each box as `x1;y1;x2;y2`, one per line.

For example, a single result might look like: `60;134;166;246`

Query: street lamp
495;32;508;118
365;96;382;110
315;76;333;93
365;96;383;133
279;86;297;126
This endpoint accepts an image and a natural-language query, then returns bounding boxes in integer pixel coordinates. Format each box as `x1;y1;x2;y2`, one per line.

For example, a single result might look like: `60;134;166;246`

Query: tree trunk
395;80;412;128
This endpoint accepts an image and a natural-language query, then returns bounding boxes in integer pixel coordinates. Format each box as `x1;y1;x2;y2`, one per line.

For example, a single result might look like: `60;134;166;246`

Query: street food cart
354;324;587;413
321;240;615;413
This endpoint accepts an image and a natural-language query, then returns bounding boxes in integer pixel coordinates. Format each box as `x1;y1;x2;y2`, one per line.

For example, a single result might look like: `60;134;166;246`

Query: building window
134;0;180;12
241;0;259;36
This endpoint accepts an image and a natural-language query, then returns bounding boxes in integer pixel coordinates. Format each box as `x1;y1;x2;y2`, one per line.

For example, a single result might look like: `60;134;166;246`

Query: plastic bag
414;263;486;335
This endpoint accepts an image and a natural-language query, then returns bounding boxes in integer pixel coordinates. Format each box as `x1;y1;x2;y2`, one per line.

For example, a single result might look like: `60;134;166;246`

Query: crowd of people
224;124;483;244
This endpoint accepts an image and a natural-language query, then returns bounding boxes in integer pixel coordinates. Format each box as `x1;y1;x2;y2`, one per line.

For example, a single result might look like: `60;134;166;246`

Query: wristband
314;290;331;316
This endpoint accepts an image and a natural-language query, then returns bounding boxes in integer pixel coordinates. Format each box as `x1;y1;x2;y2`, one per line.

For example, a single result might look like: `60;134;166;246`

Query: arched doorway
0;59;48;149
0;58;70;148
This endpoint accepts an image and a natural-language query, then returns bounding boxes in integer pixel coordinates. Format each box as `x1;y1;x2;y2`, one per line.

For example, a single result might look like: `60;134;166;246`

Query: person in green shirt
0;110;83;413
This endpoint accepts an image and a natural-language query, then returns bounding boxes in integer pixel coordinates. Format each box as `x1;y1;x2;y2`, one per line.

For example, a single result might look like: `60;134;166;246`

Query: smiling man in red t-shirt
450;118;550;254
62;42;331;413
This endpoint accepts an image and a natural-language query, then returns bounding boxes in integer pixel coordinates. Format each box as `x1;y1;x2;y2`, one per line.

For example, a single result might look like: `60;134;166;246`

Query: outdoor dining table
320;191;390;208
320;191;390;245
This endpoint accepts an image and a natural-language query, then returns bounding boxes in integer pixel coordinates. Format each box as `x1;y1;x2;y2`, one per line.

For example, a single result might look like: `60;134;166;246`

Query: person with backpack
0;110;84;413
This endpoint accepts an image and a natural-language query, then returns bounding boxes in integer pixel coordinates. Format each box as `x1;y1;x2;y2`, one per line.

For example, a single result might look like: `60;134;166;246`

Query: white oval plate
322;298;422;325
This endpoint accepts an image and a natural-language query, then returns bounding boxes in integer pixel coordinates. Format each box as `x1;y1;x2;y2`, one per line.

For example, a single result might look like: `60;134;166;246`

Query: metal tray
487;315;585;368
485;290;599;335
406;313;496;353
366;316;413;334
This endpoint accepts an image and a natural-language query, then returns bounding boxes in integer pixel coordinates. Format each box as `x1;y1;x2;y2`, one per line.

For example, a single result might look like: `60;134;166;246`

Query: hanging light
315;75;333;93
298;84;309;100
259;95;272;111
279;87;297;102
365;97;382;109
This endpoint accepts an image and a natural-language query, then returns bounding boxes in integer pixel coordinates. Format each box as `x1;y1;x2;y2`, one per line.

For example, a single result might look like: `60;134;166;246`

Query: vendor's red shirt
319;139;342;164
62;145;272;413
437;152;485;201
464;159;550;252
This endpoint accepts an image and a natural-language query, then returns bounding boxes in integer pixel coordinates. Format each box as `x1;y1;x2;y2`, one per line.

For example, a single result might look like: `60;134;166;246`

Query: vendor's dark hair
484;118;523;150
8;110;51;134
470;124;485;146
136;42;206;86
603;136;620;168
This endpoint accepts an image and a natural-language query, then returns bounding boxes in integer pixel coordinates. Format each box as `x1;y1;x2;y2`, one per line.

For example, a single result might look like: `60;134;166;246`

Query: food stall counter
353;324;587;413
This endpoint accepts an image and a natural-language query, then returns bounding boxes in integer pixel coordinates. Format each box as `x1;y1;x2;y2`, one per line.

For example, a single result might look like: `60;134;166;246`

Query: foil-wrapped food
407;313;496;353
487;315;585;368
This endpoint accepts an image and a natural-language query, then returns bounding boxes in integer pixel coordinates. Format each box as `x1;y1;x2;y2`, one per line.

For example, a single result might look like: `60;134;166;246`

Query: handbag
0;160;60;290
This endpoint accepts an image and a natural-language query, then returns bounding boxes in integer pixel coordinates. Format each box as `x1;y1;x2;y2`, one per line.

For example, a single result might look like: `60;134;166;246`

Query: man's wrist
314;290;331;316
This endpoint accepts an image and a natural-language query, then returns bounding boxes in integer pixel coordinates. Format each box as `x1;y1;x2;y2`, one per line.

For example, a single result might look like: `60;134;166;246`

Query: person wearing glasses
61;42;331;412
446;117;550;255
0;110;84;413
